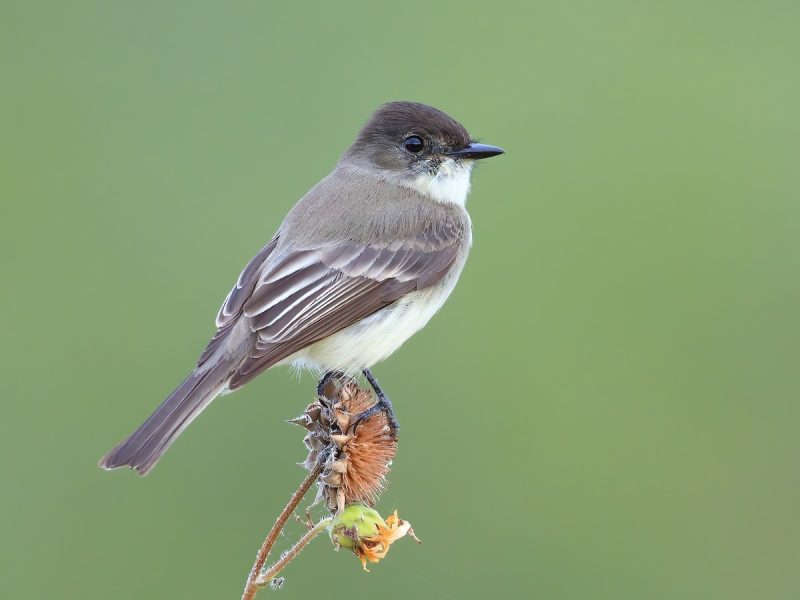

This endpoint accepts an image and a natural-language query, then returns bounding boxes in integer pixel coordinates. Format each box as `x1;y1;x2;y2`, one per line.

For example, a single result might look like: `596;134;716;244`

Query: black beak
447;142;505;160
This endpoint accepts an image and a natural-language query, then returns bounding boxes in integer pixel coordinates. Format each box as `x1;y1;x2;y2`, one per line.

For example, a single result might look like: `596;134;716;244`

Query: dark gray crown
355;101;471;150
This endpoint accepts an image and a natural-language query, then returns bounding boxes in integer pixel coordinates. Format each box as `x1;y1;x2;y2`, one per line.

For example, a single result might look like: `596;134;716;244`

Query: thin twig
255;517;333;587
242;462;324;600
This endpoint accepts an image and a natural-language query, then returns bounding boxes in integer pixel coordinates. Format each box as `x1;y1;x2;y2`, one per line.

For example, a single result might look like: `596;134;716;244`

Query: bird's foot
352;369;400;435
352;395;400;434
316;370;345;398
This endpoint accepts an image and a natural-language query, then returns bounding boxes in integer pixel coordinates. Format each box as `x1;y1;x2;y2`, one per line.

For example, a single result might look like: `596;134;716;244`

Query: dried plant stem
255;517;333;586
241;462;324;600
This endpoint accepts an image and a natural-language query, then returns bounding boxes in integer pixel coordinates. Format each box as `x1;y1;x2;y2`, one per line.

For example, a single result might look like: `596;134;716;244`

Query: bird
99;101;504;475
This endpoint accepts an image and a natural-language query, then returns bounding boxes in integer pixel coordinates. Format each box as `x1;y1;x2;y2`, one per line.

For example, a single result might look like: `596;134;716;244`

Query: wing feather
215;238;279;328
200;238;278;366
200;216;467;388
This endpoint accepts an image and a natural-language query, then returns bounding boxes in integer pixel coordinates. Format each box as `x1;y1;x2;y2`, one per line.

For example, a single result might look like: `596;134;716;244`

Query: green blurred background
2;1;799;598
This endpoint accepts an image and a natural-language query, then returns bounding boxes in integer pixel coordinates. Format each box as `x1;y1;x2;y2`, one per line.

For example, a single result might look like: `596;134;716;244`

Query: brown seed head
291;375;397;513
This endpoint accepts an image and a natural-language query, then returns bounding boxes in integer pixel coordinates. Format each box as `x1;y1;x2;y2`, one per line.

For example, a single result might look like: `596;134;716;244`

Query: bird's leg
353;368;400;434
316;370;345;398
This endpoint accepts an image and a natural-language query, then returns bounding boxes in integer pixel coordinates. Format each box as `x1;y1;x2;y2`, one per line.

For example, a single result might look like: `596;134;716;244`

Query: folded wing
198;217;465;389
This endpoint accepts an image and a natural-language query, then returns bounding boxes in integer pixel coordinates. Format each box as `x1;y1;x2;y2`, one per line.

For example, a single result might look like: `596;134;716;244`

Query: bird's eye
403;135;425;153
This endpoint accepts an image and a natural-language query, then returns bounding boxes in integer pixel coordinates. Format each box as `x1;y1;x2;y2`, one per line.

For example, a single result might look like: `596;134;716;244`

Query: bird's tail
99;358;233;475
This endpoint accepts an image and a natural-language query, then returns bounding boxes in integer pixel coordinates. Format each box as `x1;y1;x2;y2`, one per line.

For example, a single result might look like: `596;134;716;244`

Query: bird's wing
206;217;465;389
196;237;279;367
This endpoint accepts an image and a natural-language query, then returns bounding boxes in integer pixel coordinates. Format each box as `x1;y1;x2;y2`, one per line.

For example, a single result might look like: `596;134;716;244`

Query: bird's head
345;101;504;205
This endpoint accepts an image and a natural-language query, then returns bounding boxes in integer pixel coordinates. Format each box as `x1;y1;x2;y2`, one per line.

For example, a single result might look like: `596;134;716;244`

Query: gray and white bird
100;101;504;475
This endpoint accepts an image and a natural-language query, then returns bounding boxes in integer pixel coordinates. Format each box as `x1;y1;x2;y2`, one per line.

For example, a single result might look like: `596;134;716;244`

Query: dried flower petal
330;459;348;473
330;434;351;449
328;503;420;571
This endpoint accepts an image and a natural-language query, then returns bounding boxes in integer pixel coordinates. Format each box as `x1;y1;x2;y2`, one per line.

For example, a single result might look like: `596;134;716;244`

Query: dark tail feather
99;359;232;475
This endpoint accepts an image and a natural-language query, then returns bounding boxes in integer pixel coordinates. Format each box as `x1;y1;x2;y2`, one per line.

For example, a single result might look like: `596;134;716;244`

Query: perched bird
100;101;504;475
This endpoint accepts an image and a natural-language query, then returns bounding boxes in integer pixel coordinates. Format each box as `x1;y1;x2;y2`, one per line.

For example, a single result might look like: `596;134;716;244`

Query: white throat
408;158;473;206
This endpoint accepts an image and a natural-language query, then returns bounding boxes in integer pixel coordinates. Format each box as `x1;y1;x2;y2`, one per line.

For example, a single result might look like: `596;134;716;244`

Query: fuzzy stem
255;517;333;587
242;462;324;600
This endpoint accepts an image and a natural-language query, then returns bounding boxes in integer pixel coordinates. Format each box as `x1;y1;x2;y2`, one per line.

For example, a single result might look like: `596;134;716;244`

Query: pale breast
288;239;470;374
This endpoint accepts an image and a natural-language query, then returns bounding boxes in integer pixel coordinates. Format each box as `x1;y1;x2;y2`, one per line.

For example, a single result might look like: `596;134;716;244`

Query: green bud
328;503;385;549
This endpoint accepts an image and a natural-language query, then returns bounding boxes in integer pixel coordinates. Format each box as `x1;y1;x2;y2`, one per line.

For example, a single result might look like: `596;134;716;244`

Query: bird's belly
289;274;461;374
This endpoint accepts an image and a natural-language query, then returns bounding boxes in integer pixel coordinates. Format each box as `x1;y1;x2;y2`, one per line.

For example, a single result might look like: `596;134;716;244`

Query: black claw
354;369;400;434
316;370;344;398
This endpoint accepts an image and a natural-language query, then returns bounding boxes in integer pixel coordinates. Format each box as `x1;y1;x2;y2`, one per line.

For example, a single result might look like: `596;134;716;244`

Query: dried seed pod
290;375;397;513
